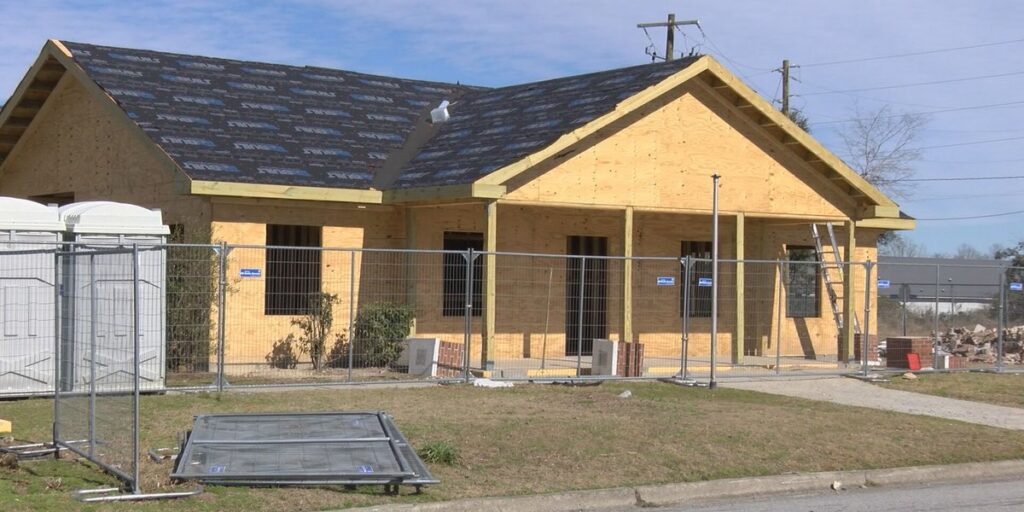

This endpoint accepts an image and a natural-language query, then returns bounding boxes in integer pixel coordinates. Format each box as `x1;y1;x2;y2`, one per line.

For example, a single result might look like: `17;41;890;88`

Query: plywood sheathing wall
0;71;208;229
502;81;856;221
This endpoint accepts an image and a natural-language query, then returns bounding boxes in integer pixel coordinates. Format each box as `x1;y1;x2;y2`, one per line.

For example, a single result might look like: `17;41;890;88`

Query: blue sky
2;0;1023;256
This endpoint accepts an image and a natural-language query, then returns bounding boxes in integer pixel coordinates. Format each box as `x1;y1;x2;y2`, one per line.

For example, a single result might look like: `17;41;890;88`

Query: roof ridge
60;40;477;89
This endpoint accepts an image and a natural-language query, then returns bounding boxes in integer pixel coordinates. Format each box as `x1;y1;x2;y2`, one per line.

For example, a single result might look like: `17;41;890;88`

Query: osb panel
503;87;854;219
0;74;208;228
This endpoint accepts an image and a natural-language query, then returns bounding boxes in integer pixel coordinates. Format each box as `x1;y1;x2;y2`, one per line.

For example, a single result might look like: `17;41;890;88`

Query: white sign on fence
656;276;675;286
697;277;713;287
878;279;891;289
1011;282;1023;292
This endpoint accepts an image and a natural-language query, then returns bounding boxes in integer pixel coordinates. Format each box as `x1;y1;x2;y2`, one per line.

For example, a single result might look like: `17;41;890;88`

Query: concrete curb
347;459;1024;512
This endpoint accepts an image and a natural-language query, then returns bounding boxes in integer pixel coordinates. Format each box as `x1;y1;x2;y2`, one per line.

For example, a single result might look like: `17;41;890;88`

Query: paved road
604;479;1024;511
722;376;1024;430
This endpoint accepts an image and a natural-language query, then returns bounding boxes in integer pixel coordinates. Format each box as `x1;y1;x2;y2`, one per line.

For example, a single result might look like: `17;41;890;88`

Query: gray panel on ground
171;412;438;486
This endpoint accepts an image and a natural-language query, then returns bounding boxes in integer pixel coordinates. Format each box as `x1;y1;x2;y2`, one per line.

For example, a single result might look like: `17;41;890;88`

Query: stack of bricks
886;336;934;369
947;355;969;370
436;340;464;378
852;334;879;362
616;342;644;377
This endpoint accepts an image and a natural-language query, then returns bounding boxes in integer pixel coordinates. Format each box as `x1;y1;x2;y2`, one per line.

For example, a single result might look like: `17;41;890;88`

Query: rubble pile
939;324;1024;365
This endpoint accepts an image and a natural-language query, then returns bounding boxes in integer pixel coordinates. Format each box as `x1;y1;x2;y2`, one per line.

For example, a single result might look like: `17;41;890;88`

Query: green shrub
353;302;415;367
266;334;299;369
325;331;350;369
417;440;460;465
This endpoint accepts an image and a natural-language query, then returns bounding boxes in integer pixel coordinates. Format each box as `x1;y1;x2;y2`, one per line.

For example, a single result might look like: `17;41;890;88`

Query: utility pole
637;13;700;62
781;59;790;116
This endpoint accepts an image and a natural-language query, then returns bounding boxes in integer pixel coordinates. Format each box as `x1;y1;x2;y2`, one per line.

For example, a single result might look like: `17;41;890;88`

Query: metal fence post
463;248;475;382
680;256;691;380
997;270;1006;373
347;250;356;382
863;261;873;377
216;242;227;392
775;260;784;376
576;256;586;377
934;264;941;370
709;175;720;389
131;244;142;494
901;283;908;336
52;246;61;458
88;254;97;459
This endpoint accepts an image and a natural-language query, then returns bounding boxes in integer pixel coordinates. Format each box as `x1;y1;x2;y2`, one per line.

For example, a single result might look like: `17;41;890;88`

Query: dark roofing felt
62;42;697;190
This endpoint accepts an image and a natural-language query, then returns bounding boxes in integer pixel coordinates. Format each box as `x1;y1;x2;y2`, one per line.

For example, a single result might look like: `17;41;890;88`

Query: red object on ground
907;353;922;371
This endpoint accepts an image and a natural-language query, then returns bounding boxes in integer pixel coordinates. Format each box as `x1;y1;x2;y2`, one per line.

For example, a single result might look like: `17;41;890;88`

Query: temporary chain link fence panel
485;253;620;380
680;259;871;381
876;261;1010;372
164;244;221;389
0;246;59;396
17;240;1024;396
54;246;142;492
216;246;470;388
1003;266;1024;372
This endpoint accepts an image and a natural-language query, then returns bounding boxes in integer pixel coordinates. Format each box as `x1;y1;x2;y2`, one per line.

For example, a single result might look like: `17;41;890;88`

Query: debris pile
939;324;1024;365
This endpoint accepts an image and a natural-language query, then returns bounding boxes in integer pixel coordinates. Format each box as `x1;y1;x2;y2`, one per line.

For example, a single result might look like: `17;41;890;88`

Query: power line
800;70;1024;96
693;24;773;72
810;99;1024;126
905;191;1024;202
922;156;1024;164
917;209;1024;221
796;78;952;109
914;135;1024;151
902;175;1024;182
800;37;1024;68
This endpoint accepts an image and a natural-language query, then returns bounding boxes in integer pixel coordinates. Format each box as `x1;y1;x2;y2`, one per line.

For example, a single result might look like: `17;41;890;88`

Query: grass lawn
880;372;1024;408
5;381;1024;511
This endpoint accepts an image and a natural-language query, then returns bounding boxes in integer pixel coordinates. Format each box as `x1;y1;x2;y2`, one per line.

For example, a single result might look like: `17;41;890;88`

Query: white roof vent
430;100;450;124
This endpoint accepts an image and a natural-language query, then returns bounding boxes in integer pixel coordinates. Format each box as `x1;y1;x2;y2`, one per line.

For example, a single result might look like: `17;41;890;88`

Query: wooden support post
483;200;498;369
734;213;745;364
842;220;856;361
622;207;634;343
404;207;417;335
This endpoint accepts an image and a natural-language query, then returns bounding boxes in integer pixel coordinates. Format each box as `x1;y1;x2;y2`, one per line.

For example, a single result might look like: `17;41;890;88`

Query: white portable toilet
59;201;169;392
0;197;64;395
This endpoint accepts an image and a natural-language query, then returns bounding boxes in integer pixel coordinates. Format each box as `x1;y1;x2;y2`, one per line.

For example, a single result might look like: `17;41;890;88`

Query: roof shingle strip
63;41;697;191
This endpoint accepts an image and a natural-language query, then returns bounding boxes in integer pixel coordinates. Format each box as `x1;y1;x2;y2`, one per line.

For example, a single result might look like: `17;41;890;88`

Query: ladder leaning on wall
810;223;861;335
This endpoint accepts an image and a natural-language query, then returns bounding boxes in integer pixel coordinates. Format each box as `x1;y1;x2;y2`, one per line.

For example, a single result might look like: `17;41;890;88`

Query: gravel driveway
723;377;1024;431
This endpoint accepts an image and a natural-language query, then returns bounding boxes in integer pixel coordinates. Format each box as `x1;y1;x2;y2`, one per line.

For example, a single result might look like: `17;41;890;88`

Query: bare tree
953;243;985;260
838;105;927;199
878;233;926;257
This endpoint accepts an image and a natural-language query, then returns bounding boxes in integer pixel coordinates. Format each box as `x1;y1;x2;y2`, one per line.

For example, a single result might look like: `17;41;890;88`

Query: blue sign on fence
240;268;261;278
697;277;713;287
878;279;891;289
656;276;675;286
1011;282;1023;292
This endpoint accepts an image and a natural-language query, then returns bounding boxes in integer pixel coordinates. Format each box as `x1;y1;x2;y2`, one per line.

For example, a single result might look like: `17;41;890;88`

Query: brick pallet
886;336;934;369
